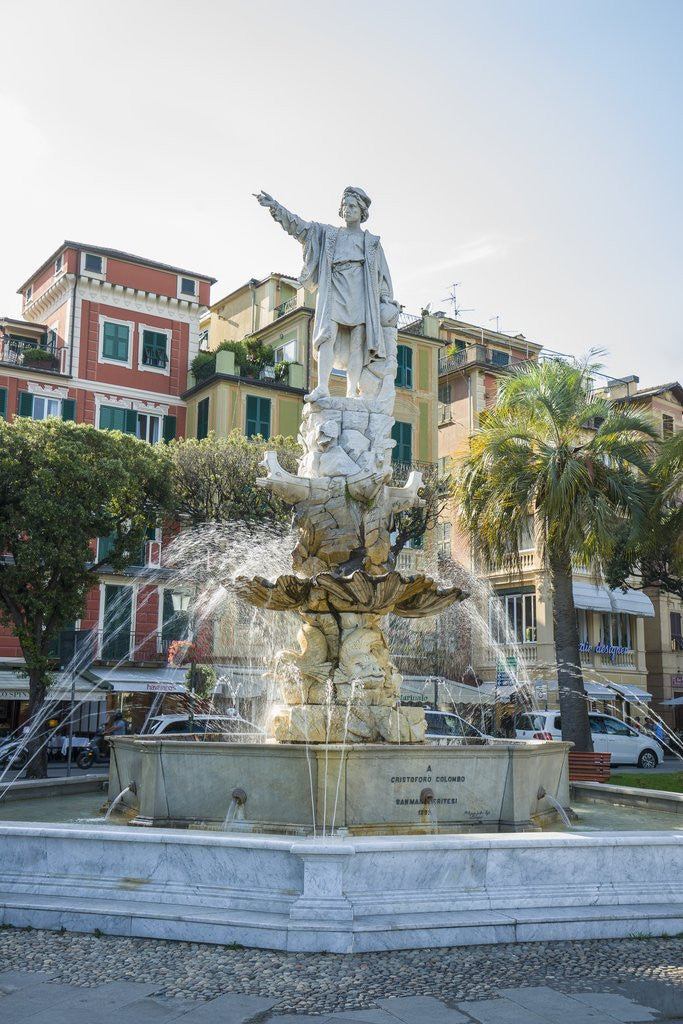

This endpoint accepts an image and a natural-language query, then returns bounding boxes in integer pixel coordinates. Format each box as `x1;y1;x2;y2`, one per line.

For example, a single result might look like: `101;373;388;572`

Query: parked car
515;711;664;768
424;710;491;744
0;734;28;768
143;713;267;741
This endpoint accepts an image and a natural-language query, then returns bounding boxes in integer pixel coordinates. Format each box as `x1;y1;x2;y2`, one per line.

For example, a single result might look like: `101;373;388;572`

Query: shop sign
0;689;25;700
496;657;517;686
146;682;183;692
579;642;630;662
672;675;683;691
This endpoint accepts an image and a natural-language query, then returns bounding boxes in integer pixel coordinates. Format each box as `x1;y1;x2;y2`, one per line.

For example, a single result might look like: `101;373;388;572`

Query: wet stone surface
0;929;681;1016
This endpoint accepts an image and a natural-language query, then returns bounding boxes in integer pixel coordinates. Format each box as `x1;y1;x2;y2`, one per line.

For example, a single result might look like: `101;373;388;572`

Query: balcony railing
391;459;437;484
484;643;539;665
439;345;523;376
274;296;298;319
0;333;62;372
397;312;424;335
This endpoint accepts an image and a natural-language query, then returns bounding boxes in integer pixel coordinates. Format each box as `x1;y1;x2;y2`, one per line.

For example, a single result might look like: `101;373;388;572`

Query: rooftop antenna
443;282;474;319
488;315;501;333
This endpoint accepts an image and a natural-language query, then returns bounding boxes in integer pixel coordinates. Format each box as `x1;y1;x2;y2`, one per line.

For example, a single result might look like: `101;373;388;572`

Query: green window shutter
61;398;76;421
396;345;413;389
391;421;412;464
246;395;271;439
0;387;7;420
124;409;138;434
197;397;209;440
100;405;137;433
142;330;168;369
162;414;177;442
18;391;33;417
98;532;117;562
102;322;129;361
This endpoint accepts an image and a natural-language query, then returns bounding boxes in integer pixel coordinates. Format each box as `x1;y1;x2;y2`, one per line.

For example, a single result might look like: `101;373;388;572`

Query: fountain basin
1;822;682;951
109;737;571;833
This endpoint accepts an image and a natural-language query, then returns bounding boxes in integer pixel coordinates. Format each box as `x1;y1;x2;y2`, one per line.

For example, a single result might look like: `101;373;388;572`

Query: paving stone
24;981;162;1021
569;991;660;1022
0;981;83;1021
378;995;471;1023
454;998;553;1024
0;969;48;995
94;995;197;1023
177;992;279;1022
332;1011;404;1023
498;986;605;1022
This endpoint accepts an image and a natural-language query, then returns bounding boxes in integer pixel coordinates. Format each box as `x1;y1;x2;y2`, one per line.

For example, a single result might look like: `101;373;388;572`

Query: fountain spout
105;780;137;822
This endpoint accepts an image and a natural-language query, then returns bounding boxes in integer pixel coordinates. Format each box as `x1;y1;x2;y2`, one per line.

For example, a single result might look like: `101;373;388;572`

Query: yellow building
436;329;656;718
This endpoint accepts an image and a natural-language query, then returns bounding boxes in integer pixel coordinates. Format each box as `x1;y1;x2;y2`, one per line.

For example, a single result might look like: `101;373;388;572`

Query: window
180;277;196;296
31;396;61;420
136;413;160;444
663;414;674;439
437;456;450;478
102;321;130;362
0;388;6;420
518;514;535;551
25;285;32;302
197;397;210;440
490;349;510;367
577;608;590;645
246;395;271;439
588;715;607;734
490;592;537;644
101;584;133;661
141;330;168;369
84;253;103;273
162;590;191;648
99;405;137;433
437;521;452;559
396;345;413;388
275;339;297;363
603;717;633;736
54;254;63;274
600;613;632;648
391;421;412;464
438;382;452;404
671;612;682;651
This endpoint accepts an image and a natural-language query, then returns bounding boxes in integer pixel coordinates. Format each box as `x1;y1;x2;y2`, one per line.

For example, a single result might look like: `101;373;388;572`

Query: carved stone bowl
233;568;467;618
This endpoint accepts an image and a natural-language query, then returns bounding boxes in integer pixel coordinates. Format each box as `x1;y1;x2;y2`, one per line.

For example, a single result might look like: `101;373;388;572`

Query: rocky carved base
271;702;427;744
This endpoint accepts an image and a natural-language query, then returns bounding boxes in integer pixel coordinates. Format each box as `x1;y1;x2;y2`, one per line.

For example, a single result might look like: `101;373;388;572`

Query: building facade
0;242;215;733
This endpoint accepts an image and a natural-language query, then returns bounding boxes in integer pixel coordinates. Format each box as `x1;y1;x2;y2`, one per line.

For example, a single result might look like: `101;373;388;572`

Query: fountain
1;187;681;952
107;185;570;835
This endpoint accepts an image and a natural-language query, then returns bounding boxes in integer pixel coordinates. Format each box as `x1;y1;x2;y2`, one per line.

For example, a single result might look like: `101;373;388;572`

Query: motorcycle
76;729;109;769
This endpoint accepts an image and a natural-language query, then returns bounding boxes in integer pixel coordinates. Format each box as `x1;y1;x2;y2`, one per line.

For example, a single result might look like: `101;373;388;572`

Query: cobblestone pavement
0;928;681;1017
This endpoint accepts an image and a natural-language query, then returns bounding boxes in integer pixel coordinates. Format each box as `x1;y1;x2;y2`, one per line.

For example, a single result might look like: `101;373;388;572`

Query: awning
400;676;494;706
0;670;105;702
583;681;620;700
610;682;652;704
82;667;188;694
572;582;612;612
572;581;655;617
608;589;655;617
660;696;683;706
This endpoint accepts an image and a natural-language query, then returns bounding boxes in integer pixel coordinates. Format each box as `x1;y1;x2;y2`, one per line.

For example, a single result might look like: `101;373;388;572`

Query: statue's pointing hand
255;191;276;209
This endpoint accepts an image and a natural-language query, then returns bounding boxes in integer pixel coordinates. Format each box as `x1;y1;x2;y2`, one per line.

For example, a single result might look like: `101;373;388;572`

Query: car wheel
638;749;658;770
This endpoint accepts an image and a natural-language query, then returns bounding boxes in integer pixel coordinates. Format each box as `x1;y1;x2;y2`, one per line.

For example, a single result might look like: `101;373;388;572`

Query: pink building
0;243;216;734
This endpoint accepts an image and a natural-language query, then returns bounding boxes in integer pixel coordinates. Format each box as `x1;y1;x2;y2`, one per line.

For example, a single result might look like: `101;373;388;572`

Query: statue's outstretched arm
254;191;310;243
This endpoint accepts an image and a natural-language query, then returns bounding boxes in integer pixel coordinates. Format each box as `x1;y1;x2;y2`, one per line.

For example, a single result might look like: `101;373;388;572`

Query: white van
515;711;663;768
145;713;267;742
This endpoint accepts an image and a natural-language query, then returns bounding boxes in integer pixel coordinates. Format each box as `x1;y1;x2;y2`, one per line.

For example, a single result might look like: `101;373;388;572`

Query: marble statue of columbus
255;186;400;403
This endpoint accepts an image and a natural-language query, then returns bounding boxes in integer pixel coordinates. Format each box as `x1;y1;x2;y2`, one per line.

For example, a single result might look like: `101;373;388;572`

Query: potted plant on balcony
22;347;58;370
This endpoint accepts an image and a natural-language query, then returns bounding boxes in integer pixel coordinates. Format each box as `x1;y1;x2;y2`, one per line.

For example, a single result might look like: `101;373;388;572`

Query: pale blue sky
1;0;680;384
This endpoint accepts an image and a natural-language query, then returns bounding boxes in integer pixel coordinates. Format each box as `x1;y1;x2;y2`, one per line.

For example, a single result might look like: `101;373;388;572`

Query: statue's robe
270;203;394;368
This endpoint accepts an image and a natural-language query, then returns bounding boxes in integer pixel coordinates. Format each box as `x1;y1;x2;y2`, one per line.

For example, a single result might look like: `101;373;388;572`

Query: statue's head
339;186;371;224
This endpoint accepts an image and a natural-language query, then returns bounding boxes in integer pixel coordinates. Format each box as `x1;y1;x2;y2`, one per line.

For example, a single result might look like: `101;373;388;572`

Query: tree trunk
25;668;49;779
549;549;593;752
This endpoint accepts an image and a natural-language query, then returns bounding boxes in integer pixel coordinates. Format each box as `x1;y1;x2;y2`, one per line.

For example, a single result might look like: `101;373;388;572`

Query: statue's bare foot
305;386;330;403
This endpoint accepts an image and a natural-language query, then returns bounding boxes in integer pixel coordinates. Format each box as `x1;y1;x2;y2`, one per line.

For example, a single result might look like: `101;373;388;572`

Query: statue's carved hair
339;187;370;223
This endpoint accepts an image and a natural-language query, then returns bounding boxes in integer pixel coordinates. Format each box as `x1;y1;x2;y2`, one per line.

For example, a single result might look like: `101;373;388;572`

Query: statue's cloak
271;206;393;366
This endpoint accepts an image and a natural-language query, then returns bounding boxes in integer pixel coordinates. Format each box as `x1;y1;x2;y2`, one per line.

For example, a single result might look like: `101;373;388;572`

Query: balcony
439;345;524;376
392;459;437;485
274;296;298;319
97;630;190;664
484;642;539;665
0;333;62;373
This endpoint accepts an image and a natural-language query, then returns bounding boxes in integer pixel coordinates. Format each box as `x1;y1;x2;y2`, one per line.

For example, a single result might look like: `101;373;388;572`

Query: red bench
568;751;611;782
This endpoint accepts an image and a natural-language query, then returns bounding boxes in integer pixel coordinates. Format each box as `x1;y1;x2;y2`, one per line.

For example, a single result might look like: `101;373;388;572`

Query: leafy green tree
607;429;683;600
454;356;657;751
168;430;300;528
0;419;172;777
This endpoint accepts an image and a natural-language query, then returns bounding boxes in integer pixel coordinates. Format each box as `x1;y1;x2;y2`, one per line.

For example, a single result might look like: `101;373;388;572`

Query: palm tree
454;355;658;750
